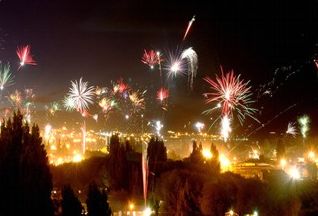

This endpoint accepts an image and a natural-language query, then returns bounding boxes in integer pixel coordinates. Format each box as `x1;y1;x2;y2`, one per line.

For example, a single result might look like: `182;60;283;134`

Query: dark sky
0;0;317;137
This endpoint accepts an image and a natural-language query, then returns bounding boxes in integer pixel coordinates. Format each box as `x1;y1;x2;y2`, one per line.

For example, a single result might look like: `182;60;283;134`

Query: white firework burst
65;78;95;112
286;122;297;137
181;47;198;90
0;63;14;90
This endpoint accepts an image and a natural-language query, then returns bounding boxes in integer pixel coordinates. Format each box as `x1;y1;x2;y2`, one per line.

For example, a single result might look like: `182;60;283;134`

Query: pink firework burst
203;67;258;124
141;49;161;69
16;45;37;68
157;88;169;102
117;78;129;93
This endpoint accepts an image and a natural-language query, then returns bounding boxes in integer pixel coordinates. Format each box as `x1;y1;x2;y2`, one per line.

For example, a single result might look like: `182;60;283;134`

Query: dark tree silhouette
108;134;128;190
0;111;53;215
147;136;167;165
86;182;111;216
189;140;203;164
62;185;83;216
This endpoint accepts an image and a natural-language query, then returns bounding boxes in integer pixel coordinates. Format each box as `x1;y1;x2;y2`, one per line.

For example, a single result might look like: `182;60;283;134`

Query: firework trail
65;78;95;112
247;103;297;137
182;15;195;41
314;59;318;71
0;63;14;90
298;115;310;139
8;90;22;108
286;122;297;137
181;47;198;90
220;115;231;141
16;45;37;68
142;142;148;206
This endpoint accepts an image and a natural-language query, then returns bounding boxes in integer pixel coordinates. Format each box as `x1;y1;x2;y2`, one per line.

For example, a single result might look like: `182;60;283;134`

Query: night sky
0;0;317;137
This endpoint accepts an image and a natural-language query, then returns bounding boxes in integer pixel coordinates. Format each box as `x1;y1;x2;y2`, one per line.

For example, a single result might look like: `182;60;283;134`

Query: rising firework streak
183;15;195;41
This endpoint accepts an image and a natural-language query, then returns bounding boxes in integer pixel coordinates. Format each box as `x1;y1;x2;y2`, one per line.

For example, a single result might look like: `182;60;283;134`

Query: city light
308;151;315;160
219;154;231;172
128;202;135;211
143;207;152;216
202;149;213;160
288;166;301;180
280;158;287;169
72;153;83;163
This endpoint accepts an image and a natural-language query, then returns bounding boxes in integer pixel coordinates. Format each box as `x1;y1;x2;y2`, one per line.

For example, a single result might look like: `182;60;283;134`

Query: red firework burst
157;88;169;102
203;67;257;124
16;45;37;68
141;49;161;69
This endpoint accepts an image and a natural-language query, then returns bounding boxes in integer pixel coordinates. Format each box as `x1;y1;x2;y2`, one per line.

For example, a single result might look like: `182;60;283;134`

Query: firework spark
298;115;310;138
0;63;14;90
182;15;196;41
181;47;198;90
204;68;258;124
129;90;146;112
9;90;22;107
286;122;297;137
65;78;95;112
157;88;169;102
141;49;161;69
99;98;116;113
16;45;37;68
46;102;60;116
220;115;231;142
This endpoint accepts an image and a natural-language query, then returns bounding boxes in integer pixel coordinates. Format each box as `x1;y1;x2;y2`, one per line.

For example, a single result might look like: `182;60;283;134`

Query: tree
189;140;203;164
147;136;167;165
108;134;128;190
62;185;83;216
0;111;53;215
86;182;112;216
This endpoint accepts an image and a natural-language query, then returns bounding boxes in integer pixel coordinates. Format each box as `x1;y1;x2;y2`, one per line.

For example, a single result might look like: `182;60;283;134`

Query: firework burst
129;90;146;112
65;78;95;112
204;68;258;124
286;122;297;137
141;49;162;69
181;47;198;90
157;88;169;102
298;115;310;138
46;102;60;116
16;45;37;68
0;63;14;90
